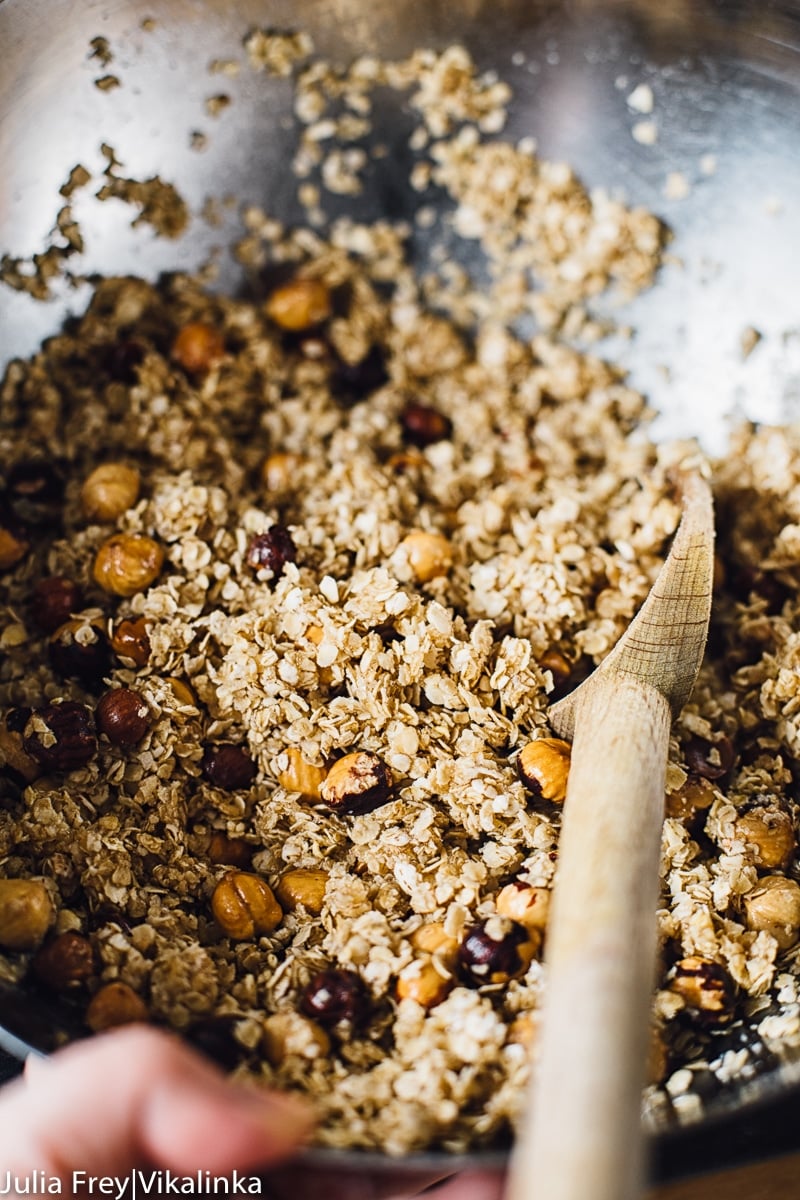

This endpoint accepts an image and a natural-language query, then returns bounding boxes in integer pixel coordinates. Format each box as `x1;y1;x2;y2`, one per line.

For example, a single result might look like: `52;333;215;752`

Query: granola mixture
2;35;800;1157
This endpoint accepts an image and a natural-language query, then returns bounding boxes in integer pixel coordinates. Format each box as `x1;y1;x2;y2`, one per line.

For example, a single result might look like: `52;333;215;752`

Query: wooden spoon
507;468;715;1200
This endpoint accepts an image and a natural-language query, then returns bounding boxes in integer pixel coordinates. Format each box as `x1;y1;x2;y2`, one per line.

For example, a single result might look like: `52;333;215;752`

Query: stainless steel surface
3;0;800;1182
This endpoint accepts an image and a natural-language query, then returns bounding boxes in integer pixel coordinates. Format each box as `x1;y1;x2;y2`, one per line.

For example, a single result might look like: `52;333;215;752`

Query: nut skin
299;968;369;1029
265;278;332;332
31;931;95;990
211;872;283;940
171;322;225;374
400;402;453;448
275;868;329;916
0;879;55;950
731;803;795;870
86;981;148;1032
23;702;97;772
81;463;141;522
96;688;150;747
0;708;41;785
245;525;297;580
110;617;151;667
517;737;572;804
207;832;253;869
262;1011;331;1066
396;959;453;1009
669;956;735;1027
743;875;800;950
49;619;112;690
458;917;538;986
684;735;735;781
93;533;165;597
202;743;256;791
261;452;304;495
400;530;453;584
319;751;394;816
30;577;85;635
276;747;327;798
496;881;551;932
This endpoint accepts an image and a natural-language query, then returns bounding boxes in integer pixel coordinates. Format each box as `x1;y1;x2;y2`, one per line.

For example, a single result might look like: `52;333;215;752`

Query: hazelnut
668;956;735;1027
207;832;253;869
386;450;425;475
31;931;95;989
93;533;165;597
167;677;198;709
496;881;551;932
275;868;329;915
319;751;394;816
23;702;97;772
30;577;84;634
245;524;297;580
684;735;735;781
538;648;572;691
458;917;538;986
265;277;332;332
110;616;151;667
171;321;225;374
6;460;63;524
211;871;283;939
276;747;327;798
0;502;30;571
731;803;795;870
665;775;717;821
409;922;460;965
0;708;41;785
49;619;112;689
400;530;453;583
507;1011;539;1049
299;968;369;1029
81;463;141;522
743;876;800;950
517;737;572;804
396;959;453;1009
96;688;150;746
263;1011;331;1065
86;981;148;1032
202;743;256;790
400;402;453;448
0;879;55;950
332;344;389;401
261;452;304;495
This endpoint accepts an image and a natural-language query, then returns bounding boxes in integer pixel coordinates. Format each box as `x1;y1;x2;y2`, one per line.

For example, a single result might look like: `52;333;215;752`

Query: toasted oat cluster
2;36;800;1157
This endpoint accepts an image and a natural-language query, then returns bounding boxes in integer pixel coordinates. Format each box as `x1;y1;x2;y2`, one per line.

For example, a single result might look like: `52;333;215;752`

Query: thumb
1;1027;313;1183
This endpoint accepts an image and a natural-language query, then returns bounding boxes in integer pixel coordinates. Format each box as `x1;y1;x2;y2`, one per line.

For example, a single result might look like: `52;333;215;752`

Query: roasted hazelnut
263;1011;331;1065
400;402;453;448
207;832;253;869
275;747;327;798
0;708;41;785
171;321;225;374
265;278;332;331
684;735;735;781
409;922;460;966
517;737;571;804
96;688;150;746
245;524;297;580
211;871;283;940
49;619;112;689
93;533;165;597
30;576;84;634
202;743;256;790
23;702;97;772
665;775;716;821
81;462;141;522
458;917;538;986
0;502;30;571
31;931;95;990
538;648;572;691
167;677;198;708
6;459;63;524
743;876;800;950
110;616;151;667
668;956;735;1027
319;751;394;816
396;959;453;1009
400;530;453;583
0;879;55;950
496;881;551;932
731;803;795;870
260;452;304;495
332;344;389;402
275;868;329;915
299;968;369;1029
86;980;148;1032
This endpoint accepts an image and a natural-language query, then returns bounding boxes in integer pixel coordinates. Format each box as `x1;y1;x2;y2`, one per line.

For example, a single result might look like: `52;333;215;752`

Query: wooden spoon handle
508;671;670;1200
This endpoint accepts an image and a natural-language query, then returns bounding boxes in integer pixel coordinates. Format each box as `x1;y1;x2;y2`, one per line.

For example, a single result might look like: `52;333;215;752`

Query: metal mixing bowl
3;0;800;1189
